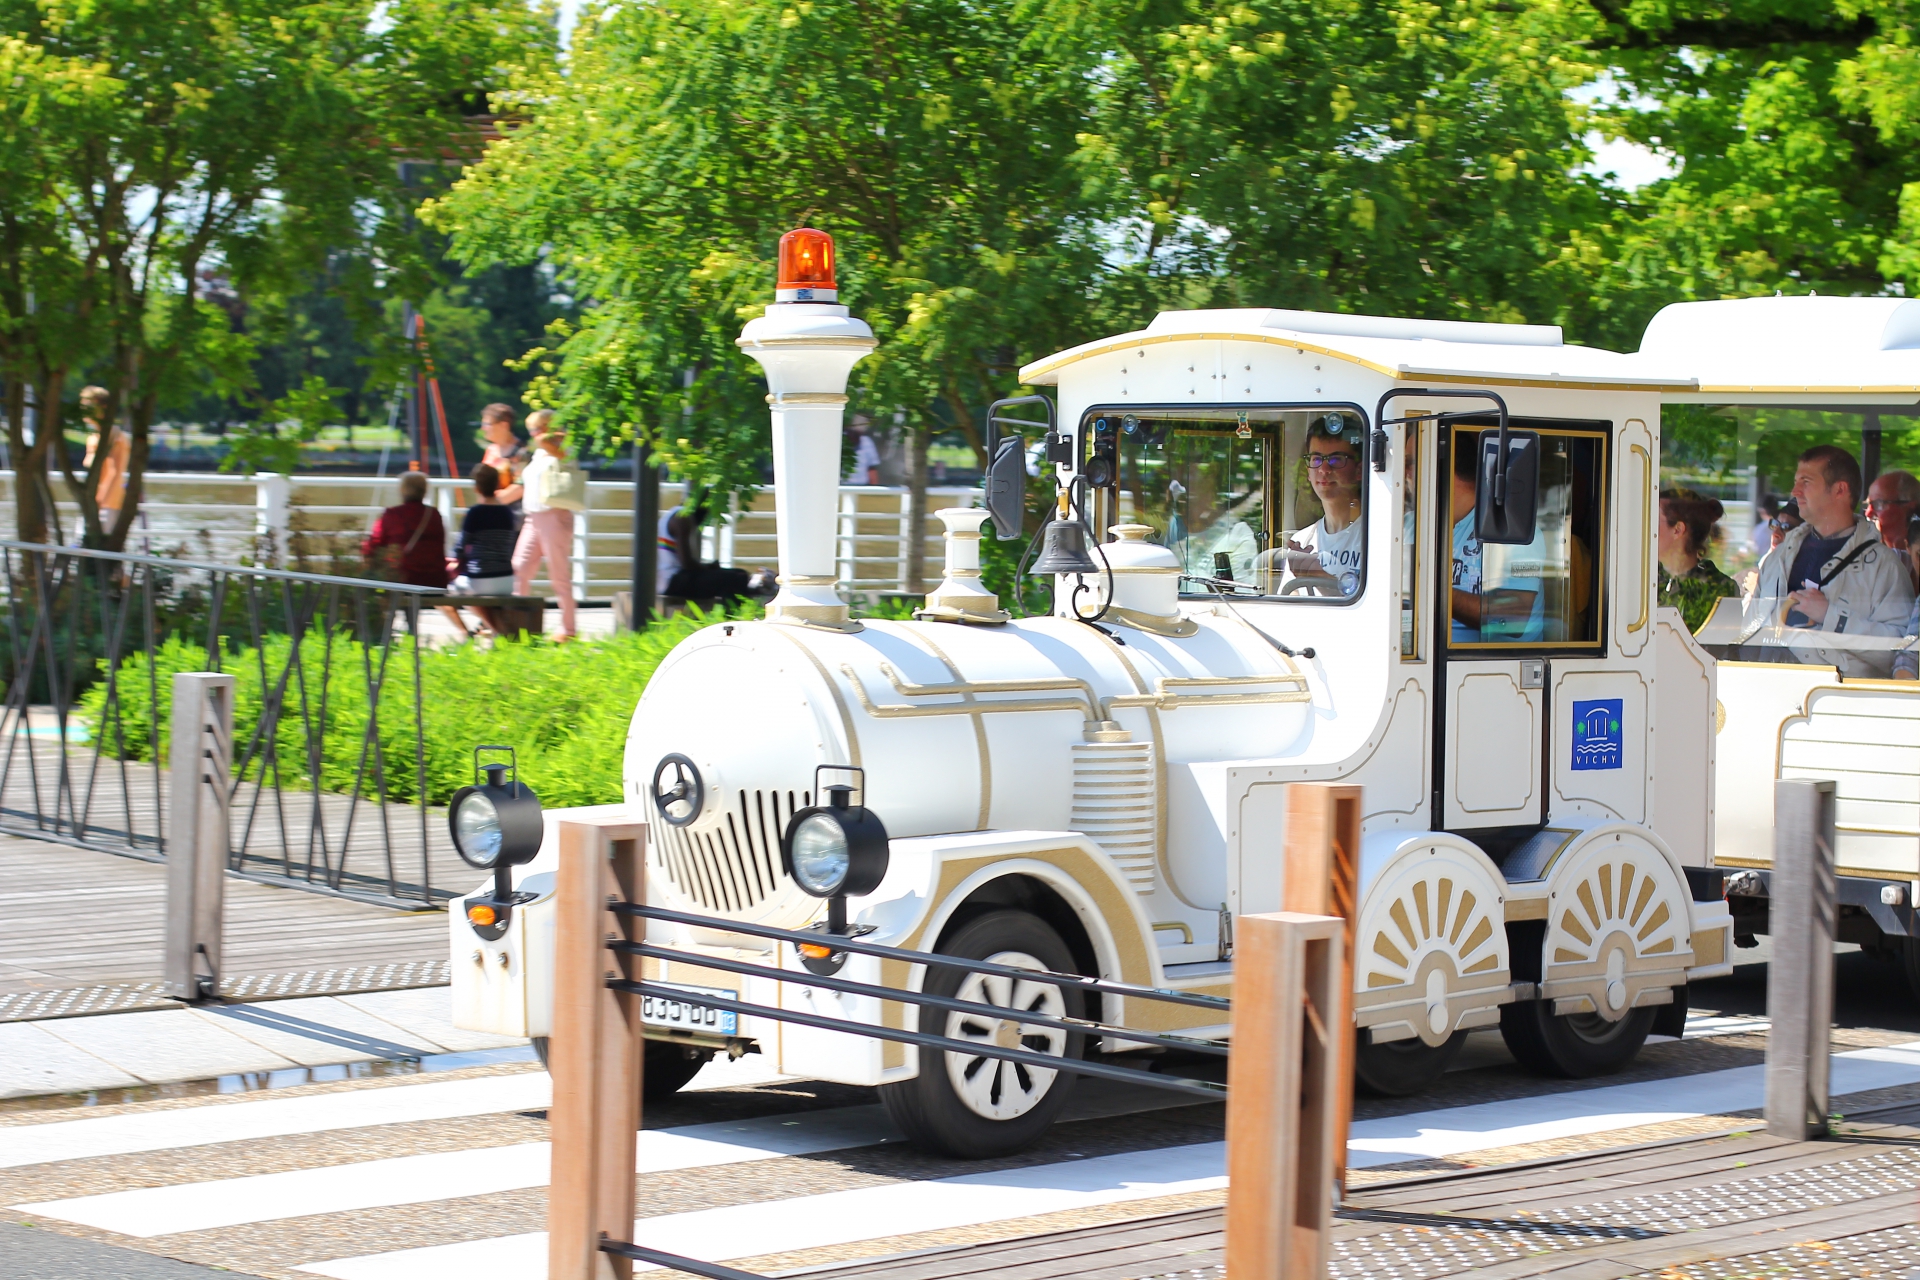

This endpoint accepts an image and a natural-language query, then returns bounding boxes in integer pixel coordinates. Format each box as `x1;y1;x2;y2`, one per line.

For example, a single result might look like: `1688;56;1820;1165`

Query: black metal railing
598;901;1230;1278
0;540;458;907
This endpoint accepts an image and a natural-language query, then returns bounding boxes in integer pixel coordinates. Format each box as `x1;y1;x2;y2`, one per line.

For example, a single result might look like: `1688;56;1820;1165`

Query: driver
1282;417;1364;596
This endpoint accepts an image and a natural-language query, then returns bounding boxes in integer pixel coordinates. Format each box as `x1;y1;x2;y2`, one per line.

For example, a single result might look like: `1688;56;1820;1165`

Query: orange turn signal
467;903;498;927
798;942;833;960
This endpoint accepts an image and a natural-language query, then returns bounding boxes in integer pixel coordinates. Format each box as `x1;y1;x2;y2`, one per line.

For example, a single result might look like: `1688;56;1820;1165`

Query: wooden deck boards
804;1106;1920;1280
0;832;447;1017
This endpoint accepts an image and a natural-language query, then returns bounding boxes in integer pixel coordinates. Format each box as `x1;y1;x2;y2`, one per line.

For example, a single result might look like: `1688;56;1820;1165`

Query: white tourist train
452;241;1920;1157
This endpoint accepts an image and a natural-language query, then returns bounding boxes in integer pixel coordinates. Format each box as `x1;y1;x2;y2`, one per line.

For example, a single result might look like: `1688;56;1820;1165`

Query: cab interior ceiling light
450;746;543;938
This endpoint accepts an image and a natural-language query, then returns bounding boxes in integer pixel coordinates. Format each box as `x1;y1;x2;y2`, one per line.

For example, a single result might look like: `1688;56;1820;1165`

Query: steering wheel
1280;576;1336;596
650;754;704;827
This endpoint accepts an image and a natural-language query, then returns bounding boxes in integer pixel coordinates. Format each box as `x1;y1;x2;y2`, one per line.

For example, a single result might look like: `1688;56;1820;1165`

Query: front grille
656;788;810;914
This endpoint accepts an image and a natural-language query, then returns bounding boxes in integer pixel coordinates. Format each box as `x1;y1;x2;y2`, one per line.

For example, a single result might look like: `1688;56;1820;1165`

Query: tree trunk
4;378;47;546
905;421;929;594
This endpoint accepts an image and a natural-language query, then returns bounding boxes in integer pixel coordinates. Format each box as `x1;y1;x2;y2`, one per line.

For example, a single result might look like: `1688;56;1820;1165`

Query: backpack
536;458;587;512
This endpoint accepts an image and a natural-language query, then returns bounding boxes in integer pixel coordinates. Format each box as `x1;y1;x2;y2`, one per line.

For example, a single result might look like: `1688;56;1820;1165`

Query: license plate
643;983;738;1037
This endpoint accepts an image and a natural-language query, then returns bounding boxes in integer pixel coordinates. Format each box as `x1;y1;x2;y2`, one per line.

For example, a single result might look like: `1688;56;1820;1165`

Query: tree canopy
0;0;550;547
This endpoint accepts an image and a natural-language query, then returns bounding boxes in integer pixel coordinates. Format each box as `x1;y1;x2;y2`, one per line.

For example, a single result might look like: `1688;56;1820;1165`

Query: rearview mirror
1476;431;1539;545
984;434;1027;541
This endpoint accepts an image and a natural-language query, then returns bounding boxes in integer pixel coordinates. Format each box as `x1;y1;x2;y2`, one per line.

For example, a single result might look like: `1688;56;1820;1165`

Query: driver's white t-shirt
1291;518;1363;596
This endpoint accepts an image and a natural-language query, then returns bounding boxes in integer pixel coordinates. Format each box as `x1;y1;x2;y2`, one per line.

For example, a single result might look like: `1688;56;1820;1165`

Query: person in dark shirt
363;470;469;639
448;464;518;636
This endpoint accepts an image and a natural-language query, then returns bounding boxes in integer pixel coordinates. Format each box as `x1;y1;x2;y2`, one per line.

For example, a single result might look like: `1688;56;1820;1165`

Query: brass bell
1031;516;1099;576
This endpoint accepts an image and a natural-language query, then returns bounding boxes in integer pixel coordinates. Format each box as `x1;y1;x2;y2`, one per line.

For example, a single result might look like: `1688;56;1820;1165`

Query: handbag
369;507;432;582
538;459;588;512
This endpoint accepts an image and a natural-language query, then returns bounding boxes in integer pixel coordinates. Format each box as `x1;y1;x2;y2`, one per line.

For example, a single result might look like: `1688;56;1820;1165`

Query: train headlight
782;783;889;899
449;746;543;871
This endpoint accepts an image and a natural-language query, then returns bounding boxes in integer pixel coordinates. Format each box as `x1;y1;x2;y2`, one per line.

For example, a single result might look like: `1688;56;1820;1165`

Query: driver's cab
1023;308;1699;857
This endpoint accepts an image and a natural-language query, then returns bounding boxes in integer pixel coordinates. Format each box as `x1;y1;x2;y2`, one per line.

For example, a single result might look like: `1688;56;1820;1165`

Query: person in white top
1282;418;1365;596
510;410;579;640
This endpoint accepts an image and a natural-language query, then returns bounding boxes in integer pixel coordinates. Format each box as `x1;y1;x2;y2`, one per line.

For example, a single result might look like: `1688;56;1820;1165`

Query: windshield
1090;407;1369;599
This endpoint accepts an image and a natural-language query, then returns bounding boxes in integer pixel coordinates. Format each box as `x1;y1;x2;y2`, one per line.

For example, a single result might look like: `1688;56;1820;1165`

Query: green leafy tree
0;0;552;548
427;0;1109;587
1050;0;1615;330
1567;0;1920;345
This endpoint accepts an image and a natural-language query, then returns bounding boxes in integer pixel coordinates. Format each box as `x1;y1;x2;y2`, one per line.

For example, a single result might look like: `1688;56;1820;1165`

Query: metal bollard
1764;778;1837;1140
163;673;235;1002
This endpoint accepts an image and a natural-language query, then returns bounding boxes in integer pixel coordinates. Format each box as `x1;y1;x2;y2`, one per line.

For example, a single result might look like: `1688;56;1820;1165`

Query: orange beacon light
776;227;837;303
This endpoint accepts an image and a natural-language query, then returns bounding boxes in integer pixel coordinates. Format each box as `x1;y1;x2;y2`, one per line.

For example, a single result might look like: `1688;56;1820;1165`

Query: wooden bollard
548;815;648;1280
1225;911;1345;1280
1281;783;1360;1198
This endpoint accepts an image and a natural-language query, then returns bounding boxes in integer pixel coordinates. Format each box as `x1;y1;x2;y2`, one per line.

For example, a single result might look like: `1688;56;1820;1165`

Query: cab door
1433;419;1611;835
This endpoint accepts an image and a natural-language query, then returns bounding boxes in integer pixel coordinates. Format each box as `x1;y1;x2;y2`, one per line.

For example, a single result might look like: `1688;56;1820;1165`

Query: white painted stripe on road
296;1040;1920;1280
0;1073;552;1170
1346;1038;1920;1164
18;1105;899;1237
297;1141;1231;1280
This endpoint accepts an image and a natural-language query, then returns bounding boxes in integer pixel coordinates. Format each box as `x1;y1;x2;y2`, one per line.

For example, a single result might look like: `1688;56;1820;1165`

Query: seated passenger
1281;417;1365;596
1741;444;1915;678
1897;522;1919;680
1449;437;1542;642
1657;488;1738;633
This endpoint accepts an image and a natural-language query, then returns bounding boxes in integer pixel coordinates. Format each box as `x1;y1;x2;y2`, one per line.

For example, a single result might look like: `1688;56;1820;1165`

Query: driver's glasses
1307;453;1356;471
1867;498;1913;515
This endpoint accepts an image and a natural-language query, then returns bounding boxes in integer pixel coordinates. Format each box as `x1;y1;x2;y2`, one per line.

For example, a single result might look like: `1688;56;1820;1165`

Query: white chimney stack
735;229;875;630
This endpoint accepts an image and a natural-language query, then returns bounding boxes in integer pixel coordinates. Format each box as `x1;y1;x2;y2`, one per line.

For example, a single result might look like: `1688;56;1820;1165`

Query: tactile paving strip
0;983;175;1022
1661;1222;1920;1278
1127;1146;1920;1280
0;961;450;1021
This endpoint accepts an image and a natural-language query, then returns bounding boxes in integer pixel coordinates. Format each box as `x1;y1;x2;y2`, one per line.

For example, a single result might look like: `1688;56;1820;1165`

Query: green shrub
79;605;748;808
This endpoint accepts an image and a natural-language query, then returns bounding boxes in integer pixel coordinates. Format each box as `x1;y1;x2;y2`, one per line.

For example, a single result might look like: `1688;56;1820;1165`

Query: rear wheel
880;909;1083;1159
1500;1001;1654;1078
530;1037;713;1099
1902;937;1920;1004
1354;1030;1467;1096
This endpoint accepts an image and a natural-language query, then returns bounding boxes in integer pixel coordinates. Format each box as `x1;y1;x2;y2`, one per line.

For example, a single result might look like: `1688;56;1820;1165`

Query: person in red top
363;471;467;638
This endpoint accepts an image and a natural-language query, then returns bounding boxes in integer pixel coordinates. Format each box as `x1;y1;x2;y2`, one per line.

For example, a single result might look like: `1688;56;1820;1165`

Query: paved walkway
2;1021;1916;1280
0;987;530;1100
0;836;448;1023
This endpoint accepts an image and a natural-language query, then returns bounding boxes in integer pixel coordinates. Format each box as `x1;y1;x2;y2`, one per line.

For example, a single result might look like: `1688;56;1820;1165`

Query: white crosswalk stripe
8;1017;1915;1280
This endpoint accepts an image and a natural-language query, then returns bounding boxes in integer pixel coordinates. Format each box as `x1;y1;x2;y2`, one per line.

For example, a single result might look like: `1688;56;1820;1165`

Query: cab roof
1632;296;1920;402
1019;307;1695;392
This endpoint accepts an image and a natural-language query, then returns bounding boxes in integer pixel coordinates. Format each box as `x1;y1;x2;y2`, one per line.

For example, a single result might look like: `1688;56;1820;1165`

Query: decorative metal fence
0;540;460;908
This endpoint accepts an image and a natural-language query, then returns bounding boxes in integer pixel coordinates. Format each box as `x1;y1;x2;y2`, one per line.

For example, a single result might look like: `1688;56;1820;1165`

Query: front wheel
1500;1000;1654;1078
879;909;1084;1159
530;1037;713;1099
1354;1029;1467;1096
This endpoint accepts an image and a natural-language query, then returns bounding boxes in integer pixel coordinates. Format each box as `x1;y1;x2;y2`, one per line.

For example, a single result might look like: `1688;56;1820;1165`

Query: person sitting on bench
447;463;519;638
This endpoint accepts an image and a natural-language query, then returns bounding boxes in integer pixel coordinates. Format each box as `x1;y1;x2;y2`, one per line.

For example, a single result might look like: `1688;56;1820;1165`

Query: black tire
879;909;1084;1159
1500;1000;1655;1078
1903;937;1920;1004
644;1040;714;1098
529;1036;713;1100
1354;1030;1467;1097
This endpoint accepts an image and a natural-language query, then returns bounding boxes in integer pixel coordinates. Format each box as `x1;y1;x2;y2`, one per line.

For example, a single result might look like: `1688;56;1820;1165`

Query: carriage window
1401;426;1421;659
1097;407;1368;600
1448;425;1606;647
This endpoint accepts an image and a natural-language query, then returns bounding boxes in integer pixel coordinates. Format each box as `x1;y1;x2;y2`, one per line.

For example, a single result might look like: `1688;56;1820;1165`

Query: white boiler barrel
624;613;1311;928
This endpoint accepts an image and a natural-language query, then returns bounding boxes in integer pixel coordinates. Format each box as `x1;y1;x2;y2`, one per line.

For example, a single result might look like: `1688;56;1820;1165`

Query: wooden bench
449;595;546;640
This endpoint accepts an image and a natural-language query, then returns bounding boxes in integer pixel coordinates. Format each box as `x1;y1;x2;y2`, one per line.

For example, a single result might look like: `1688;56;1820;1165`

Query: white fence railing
0;471;983;601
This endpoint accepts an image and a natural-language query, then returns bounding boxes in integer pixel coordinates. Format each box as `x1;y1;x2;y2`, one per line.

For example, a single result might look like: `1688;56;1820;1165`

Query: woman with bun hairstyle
1658;487;1739;632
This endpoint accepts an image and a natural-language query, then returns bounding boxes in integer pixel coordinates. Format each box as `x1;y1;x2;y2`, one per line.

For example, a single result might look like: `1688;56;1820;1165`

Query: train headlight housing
782;782;888;899
449;747;543;871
